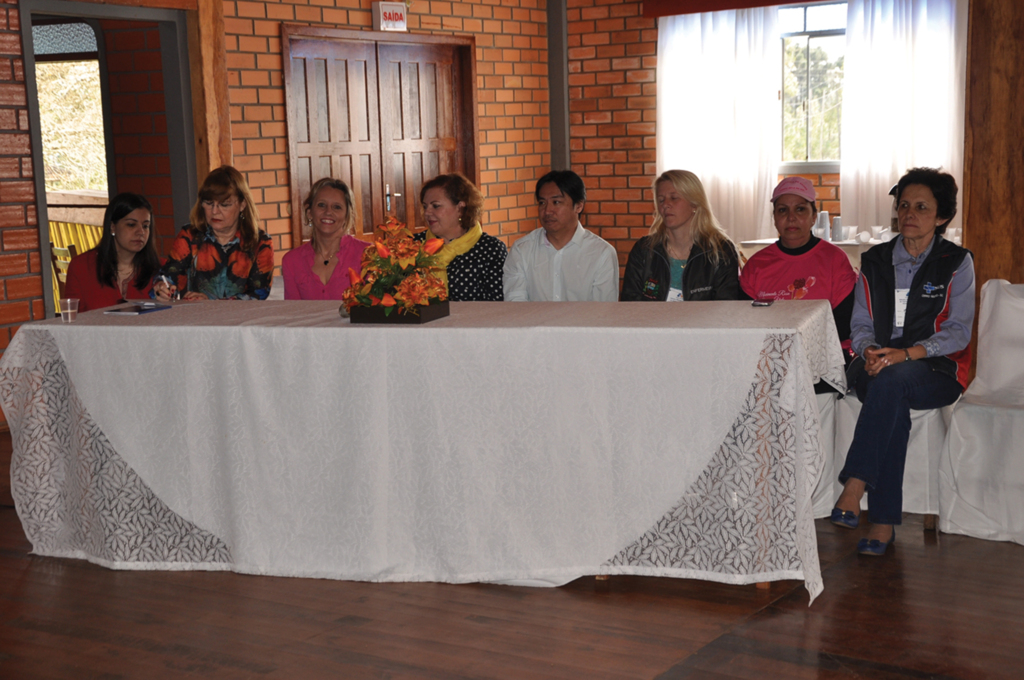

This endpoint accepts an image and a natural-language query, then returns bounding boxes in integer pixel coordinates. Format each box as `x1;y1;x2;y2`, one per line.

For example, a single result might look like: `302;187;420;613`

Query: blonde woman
282;177;368;300
620;169;740;301
154;165;274;300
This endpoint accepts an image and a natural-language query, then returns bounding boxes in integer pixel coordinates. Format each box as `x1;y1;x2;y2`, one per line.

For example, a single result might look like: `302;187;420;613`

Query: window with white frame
779;2;846;167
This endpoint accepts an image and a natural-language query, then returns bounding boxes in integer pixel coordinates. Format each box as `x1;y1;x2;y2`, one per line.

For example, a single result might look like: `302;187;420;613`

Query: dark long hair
95;193;160;290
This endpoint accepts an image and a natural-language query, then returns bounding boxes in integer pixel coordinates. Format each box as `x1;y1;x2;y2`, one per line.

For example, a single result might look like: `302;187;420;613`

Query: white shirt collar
540;222;583;250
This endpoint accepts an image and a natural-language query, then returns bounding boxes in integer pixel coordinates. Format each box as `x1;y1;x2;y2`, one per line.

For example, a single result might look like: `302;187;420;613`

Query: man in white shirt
503;170;618;301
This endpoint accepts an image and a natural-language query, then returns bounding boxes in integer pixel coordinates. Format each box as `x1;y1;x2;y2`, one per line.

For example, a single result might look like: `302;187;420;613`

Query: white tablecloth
0;300;844;602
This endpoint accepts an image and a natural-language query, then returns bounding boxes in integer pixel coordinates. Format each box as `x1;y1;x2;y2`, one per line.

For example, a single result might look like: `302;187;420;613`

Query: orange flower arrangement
342;216;447;317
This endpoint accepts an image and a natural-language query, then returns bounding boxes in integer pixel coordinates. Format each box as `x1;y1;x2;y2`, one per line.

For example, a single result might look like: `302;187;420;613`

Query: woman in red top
64;193;160;312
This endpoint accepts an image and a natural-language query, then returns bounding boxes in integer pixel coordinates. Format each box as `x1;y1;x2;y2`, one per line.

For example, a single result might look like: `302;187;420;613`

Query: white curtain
840;0;968;234
657;9;780;243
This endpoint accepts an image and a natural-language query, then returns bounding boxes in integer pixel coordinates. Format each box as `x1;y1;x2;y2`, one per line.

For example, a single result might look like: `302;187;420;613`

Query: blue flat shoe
857;528;896;556
830;507;859;529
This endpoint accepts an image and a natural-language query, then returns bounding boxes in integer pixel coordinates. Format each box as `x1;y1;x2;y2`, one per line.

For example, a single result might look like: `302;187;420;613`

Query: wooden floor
3;439;1023;678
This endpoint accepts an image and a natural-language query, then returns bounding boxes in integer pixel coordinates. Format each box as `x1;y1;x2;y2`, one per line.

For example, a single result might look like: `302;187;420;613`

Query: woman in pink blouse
282;178;369;300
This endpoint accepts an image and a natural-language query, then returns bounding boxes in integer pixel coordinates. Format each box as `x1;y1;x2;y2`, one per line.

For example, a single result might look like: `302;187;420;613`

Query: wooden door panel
379;43;463;229
284;27;477;247
285;38;383;238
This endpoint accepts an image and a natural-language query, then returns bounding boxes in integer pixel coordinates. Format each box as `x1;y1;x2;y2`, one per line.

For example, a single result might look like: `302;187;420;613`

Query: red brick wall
100;19;177;255
223;0;551;269
0;0;43;354
565;0;656;275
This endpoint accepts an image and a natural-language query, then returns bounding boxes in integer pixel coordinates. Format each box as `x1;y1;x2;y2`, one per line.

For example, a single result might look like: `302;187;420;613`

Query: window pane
807;35;844;161
778;8;805;34
32;23;98;56
806;3;847;32
37;60;108;192
782;35;809;162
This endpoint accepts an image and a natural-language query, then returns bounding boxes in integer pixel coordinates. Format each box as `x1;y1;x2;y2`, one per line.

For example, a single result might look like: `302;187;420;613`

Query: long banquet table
0;300;844;602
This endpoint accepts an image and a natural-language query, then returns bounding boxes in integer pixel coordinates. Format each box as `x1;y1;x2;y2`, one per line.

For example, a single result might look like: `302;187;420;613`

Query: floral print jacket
157;227;275;300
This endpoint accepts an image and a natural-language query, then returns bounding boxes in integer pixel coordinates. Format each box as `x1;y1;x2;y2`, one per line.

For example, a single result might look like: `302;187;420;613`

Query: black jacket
857;235;971;386
620;235;740;301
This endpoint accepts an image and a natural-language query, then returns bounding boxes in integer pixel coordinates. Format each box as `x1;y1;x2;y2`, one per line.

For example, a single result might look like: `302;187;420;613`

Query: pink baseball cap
771;176;816;204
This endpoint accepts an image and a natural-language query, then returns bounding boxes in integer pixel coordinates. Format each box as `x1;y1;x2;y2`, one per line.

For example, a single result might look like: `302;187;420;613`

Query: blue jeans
839;360;963;525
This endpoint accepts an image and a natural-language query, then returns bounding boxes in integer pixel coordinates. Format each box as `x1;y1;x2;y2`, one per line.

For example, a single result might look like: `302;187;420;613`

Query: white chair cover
267;275;285;300
835;395;951;515
940;279;1024;544
811;392;840;518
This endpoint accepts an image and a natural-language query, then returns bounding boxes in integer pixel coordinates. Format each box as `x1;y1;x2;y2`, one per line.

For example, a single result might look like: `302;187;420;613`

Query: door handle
385;184;401;214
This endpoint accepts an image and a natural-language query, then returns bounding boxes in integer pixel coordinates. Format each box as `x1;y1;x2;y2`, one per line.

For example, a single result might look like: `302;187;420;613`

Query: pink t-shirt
281;235;369;300
740;239;857;308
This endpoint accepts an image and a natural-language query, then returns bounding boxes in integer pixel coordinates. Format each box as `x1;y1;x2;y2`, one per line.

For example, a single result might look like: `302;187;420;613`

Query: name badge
667;287;684;302
894;288;910;328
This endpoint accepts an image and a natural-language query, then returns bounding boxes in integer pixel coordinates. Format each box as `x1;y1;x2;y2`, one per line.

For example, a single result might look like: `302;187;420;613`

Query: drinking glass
59;298;79;323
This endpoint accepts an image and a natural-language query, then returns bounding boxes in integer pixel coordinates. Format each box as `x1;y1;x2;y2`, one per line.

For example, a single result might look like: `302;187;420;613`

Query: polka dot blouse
417;231;508;301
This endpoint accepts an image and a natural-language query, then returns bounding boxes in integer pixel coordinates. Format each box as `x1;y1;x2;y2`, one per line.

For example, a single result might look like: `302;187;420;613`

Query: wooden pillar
188;0;232;177
962;0;1024;286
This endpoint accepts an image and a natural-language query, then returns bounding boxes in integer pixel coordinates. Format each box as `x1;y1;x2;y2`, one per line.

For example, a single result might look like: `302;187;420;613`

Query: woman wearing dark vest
831;168;975;555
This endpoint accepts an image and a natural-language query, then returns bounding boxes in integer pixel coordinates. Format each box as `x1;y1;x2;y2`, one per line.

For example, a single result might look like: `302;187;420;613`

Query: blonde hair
304;177;357;248
650;169;733;266
189;165;263;254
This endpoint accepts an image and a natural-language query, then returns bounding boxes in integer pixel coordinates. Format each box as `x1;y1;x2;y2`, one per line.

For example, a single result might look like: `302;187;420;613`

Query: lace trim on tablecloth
0;332;231;567
606;332;822;600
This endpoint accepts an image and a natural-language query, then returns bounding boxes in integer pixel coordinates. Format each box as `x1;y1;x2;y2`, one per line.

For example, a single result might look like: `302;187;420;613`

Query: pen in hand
159;275;180;301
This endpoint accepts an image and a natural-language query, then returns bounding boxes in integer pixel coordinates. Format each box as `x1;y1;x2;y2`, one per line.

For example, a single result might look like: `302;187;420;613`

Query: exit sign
372;2;408;32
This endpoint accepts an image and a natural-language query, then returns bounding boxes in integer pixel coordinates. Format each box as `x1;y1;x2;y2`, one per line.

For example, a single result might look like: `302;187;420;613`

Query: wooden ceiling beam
643;1;778;19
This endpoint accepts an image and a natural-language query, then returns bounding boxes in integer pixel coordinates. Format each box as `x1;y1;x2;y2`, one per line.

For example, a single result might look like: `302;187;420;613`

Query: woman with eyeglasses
153;165;274;301
832;168;974;556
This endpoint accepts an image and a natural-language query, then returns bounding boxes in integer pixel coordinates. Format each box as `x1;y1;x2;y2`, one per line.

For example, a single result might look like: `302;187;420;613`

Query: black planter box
349;300;450;324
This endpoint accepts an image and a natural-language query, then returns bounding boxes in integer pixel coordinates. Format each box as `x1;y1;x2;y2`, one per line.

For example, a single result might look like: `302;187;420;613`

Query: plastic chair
940;279;1024;545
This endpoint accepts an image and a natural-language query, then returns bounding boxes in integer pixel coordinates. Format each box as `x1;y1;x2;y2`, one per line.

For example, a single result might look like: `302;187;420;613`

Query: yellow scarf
426;222;482;287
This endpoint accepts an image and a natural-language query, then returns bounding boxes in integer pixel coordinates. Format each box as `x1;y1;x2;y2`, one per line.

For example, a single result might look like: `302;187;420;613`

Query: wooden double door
283;26;478;242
